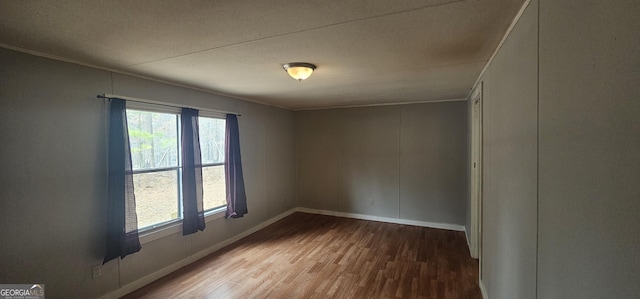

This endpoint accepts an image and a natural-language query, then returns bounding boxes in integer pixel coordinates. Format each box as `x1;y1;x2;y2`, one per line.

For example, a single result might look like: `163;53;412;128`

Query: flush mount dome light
283;62;316;81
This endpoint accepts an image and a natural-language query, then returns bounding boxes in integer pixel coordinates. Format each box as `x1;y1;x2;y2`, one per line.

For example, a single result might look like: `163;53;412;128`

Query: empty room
0;0;638;298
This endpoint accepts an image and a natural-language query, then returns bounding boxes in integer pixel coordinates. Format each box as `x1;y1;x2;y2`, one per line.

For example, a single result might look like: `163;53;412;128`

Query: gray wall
295;102;468;226
537;0;640;297
473;0;640;297
0;48;295;298
477;1;538;298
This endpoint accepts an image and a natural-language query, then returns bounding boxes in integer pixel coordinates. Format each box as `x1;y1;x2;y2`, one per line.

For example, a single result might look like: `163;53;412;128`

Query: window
126;106;226;231
127;108;180;230
199;116;227;211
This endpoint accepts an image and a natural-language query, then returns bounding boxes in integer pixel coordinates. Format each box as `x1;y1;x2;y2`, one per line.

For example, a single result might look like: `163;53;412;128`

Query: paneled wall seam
535;1;540;298
397;107;402;218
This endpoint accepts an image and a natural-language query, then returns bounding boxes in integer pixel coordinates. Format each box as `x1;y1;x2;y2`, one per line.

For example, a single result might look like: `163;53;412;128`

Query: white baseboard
295;207;465;232
479;279;488;299
98;208;297;299
465;228;472;254
464;228;482;260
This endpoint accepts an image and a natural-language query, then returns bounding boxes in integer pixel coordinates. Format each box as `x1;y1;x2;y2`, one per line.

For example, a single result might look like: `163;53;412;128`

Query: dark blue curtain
181;108;206;234
225;114;248;218
103;98;141;264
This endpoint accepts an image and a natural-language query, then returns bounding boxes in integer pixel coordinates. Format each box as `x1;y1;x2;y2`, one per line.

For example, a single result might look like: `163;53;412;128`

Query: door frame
470;82;483;264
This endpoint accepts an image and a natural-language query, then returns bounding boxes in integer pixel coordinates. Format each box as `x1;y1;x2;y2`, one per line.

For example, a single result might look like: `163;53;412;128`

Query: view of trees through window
199;117;226;211
126;109;226;230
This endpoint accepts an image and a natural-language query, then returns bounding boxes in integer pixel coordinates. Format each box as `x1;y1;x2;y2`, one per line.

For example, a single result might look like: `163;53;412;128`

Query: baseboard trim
98;208;297;299
465;228;472;255
295;207;465;232
479;279;488;299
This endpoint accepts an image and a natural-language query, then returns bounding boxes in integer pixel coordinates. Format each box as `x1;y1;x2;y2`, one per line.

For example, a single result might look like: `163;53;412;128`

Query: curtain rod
97;94;241;116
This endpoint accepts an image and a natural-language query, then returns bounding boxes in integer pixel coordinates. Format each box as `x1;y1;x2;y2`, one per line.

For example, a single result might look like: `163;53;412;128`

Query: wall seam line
398;107;402;219
535;0;541;298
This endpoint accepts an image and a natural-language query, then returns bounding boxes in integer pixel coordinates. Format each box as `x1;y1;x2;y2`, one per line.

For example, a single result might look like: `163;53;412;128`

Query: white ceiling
0;0;524;109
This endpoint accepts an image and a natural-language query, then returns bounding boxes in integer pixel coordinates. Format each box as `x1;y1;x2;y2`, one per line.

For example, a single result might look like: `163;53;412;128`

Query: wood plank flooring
121;212;481;299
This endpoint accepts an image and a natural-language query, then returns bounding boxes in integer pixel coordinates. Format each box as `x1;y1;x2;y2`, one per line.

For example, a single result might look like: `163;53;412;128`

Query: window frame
198;111;228;215
124;103;227;243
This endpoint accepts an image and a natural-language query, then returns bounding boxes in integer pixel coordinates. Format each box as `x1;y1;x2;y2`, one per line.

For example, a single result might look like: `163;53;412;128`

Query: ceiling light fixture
283;63;316;81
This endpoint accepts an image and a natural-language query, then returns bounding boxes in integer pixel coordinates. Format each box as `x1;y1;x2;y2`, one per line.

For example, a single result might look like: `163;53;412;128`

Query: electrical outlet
92;265;102;279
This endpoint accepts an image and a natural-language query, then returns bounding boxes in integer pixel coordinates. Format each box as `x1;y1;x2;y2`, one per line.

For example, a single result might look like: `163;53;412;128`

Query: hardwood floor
122;212;481;299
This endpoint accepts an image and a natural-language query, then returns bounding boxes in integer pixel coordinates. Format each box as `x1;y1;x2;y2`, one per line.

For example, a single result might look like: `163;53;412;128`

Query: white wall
537;0;640;297
0;48;295;298
295;102;468;227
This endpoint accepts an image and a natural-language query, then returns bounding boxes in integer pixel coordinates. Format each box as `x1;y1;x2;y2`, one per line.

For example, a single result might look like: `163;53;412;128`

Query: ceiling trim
467;0;532;99
293;98;466;111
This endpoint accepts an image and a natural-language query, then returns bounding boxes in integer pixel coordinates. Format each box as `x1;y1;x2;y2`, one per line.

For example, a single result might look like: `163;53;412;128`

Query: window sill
204;206;227;222
139;207;227;244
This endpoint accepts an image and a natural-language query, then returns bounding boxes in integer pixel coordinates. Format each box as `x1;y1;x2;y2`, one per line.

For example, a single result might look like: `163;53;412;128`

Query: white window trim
199;110;226;119
126;100;181;114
